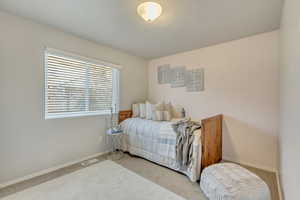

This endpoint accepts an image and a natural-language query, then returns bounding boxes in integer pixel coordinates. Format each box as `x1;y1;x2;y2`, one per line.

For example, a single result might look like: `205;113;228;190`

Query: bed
118;110;222;182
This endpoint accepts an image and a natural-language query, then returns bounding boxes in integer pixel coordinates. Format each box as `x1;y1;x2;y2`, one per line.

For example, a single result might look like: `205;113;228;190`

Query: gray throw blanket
172;119;201;170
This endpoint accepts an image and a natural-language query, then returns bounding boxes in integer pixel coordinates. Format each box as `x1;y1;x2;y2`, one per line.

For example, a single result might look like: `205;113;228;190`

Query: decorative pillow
132;104;140;117
139;103;146;118
145;101;155;120
152;102;164;120
171;104;184;118
165;102;172;113
154;111;164;121
163;111;172;121
164;102;173;119
152;111;157;121
154;102;165;111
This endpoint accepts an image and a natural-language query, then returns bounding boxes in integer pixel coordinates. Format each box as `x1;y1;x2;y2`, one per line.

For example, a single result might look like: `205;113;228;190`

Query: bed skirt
121;144;201;182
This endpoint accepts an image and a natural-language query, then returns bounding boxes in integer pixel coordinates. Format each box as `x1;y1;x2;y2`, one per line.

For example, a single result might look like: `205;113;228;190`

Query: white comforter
120;118;202;182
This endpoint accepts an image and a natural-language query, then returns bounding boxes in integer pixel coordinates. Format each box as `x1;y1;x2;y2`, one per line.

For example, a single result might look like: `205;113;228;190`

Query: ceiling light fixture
137;2;162;22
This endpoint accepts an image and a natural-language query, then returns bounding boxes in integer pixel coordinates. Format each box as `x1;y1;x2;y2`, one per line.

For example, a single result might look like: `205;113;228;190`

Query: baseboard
222;156;277;172
0;151;109;189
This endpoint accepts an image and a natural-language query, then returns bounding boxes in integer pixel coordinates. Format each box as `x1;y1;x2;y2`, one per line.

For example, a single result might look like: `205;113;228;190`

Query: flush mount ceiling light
137;2;162;22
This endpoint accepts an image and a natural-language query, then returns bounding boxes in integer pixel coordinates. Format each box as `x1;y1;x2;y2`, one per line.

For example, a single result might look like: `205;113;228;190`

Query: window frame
44;48;121;120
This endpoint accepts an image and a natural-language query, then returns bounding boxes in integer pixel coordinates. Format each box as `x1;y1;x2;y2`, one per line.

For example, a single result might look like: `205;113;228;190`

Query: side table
106;128;124;160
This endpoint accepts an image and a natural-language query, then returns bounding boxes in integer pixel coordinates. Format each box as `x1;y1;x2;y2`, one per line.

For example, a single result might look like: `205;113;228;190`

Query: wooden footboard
118;110;222;172
201;114;223;170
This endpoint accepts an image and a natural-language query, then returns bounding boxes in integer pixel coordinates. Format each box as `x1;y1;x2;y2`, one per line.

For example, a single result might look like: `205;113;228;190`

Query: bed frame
119;110;222;172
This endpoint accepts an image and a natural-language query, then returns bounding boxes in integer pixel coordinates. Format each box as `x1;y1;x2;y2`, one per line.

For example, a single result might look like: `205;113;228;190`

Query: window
45;48;120;119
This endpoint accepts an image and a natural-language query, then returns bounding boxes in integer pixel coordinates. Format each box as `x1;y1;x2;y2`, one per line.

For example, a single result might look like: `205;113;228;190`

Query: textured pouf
200;163;271;200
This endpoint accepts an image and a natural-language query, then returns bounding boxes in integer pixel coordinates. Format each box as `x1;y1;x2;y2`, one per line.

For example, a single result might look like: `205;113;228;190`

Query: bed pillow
163;111;172;121
165;102;172;113
132;103;140;117
152;102;164;120
154;111;164;121
171;104;184;118
154;102;165;111
146;101;155;120
139;103;146;118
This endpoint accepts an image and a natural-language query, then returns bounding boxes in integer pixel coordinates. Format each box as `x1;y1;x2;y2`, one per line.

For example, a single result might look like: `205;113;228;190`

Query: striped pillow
132;104;140;117
139;103;146;118
146;101;155;120
163;111;172;121
154;111;164;121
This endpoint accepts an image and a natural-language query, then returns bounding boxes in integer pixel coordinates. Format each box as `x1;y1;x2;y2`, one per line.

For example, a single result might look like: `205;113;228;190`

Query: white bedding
120;118;202;182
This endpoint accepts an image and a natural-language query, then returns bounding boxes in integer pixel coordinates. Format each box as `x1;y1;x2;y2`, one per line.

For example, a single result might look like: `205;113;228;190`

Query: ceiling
0;0;283;59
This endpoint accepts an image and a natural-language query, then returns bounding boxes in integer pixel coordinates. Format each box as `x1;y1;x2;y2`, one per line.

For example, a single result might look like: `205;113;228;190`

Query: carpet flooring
0;153;279;200
1;160;185;200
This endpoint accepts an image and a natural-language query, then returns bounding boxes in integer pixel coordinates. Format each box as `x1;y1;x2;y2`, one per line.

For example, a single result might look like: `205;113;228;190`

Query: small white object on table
200;163;271;200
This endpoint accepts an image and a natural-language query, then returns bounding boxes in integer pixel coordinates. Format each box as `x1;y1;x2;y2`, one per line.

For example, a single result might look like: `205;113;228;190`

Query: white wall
148;31;279;171
279;0;300;199
0;11;147;184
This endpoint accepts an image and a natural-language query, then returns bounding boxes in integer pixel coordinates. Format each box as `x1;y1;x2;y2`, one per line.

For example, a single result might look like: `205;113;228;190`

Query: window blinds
45;49;119;119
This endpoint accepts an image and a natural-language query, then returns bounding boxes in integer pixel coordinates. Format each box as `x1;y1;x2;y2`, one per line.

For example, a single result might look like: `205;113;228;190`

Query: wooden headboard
118;110;222;171
119;110;132;123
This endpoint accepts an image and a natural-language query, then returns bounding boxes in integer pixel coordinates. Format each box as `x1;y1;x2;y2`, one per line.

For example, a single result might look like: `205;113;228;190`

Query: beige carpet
0;153;279;200
1;160;186;200
116;154;279;200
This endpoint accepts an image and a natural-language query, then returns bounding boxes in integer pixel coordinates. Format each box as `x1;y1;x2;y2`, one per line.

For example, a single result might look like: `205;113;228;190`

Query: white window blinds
45;49;120;119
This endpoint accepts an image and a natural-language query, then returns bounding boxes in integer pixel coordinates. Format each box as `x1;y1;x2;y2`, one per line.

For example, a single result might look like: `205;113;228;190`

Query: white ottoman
200;163;271;200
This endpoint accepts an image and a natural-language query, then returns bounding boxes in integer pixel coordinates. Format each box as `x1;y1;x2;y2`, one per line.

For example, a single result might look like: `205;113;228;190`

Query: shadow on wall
222;115;278;172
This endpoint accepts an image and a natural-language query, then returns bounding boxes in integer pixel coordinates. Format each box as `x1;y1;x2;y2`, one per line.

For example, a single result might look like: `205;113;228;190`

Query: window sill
45;111;117;120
